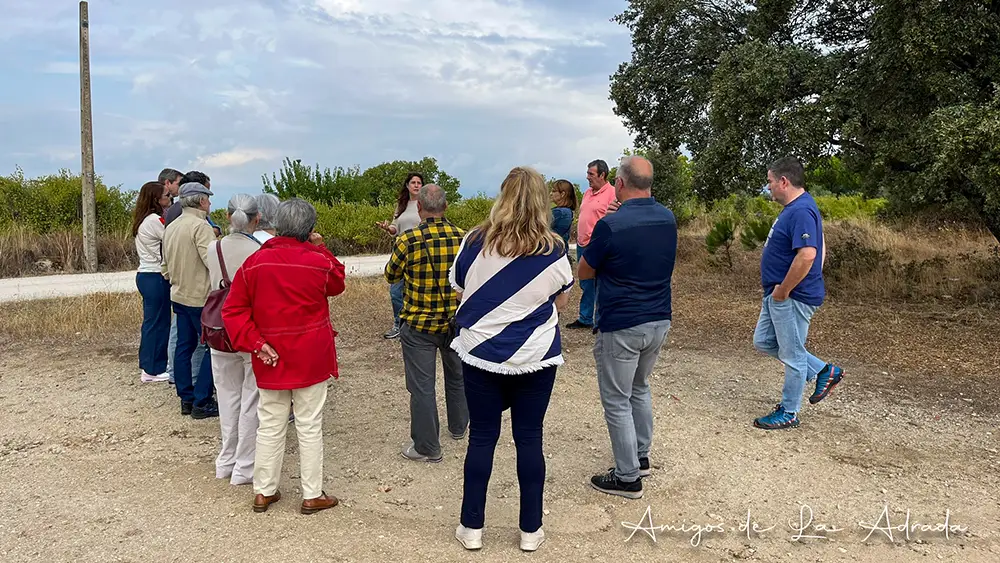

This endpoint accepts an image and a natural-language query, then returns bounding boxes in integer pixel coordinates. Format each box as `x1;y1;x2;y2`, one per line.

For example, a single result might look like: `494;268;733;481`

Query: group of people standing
131;171;343;513
127;153;843;552
375;157;676;551
377;155;843;552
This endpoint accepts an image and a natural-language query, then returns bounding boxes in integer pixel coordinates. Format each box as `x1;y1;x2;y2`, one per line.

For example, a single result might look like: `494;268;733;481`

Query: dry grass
0;225;136;277
4;219;997;305
0;277;388;346
0;292;142;344
2;265;999;416
680;218;1000;304
1;220;997;346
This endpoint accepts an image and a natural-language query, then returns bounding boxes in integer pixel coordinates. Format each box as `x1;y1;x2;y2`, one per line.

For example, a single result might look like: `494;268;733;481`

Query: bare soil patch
1;275;998;562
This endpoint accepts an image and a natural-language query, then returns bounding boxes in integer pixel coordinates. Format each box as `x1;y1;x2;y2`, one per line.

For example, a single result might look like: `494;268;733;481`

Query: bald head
417;184;447;217
618;156;654;192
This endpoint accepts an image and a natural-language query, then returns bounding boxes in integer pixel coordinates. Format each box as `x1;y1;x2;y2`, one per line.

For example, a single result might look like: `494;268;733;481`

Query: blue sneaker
809;364;844;404
753;404;799;430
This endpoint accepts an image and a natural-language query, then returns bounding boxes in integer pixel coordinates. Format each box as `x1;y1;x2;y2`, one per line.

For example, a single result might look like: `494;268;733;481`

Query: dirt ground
1;276;998;563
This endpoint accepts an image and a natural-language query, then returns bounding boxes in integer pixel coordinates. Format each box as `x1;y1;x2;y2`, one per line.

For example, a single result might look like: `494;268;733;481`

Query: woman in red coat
222;198;346;515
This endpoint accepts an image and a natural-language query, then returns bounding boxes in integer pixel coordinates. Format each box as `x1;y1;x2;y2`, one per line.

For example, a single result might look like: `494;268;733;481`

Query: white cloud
194;148;282;168
215;86;285;119
1;0;635;201
131;73;156;93
286;57;324;69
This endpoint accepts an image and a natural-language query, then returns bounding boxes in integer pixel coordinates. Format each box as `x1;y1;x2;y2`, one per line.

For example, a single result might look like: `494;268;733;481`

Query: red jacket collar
261;236;324;252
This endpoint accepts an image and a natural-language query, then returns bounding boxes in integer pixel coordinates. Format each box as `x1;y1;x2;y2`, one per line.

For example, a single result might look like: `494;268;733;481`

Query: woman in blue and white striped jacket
449;166;574;553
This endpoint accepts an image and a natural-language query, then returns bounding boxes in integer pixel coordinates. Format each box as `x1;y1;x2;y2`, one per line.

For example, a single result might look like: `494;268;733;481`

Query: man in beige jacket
162;182;219;419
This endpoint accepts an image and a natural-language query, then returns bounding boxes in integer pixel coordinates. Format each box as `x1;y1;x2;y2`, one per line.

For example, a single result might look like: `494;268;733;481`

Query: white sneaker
520;528;545;552
455;524;483;550
140;371;169;383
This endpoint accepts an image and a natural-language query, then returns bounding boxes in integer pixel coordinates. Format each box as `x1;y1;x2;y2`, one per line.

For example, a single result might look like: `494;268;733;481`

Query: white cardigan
135;213;165;273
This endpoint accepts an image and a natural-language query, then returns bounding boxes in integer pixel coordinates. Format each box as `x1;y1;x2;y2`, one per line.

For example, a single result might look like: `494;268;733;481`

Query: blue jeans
460;363;555;533
167;315;206;385
172;302;214;407
389;280;404;324
136;273;171;375
753;295;828;413
576;245;595;326
167;315;177;378
594;320;670;482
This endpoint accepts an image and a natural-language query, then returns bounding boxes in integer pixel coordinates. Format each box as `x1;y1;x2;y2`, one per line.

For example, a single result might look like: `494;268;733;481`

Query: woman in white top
206;194;263;486
450;167;574;553
375;172;424;339
253;193;279;243
132;181;174;383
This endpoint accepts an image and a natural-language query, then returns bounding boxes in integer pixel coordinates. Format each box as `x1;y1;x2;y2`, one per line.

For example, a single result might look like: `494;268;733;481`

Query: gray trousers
400;323;469;457
594;319;671;482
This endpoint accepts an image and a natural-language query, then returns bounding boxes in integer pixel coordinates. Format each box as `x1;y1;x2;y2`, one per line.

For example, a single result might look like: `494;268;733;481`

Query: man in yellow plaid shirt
385;184;469;463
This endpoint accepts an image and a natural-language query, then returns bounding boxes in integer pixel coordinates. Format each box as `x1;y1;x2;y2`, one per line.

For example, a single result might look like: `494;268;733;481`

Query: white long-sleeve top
135;213;166;273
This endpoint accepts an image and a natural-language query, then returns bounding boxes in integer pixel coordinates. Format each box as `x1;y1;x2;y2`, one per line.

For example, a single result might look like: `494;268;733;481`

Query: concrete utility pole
79;1;98;272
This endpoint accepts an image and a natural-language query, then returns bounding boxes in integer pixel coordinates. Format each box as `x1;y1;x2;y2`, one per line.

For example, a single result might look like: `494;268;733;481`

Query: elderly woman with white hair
206;194;263;486
223;198;346;515
253;193;280;242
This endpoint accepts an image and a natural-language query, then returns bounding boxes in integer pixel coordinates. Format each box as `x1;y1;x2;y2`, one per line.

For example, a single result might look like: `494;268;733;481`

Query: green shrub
204;196;495;255
740;216;774;250
445;195;494;231
0;167;134;235
705;215;737;269
209;209;228;228
815;195;887;220
672;196;705;227
315;202;394;254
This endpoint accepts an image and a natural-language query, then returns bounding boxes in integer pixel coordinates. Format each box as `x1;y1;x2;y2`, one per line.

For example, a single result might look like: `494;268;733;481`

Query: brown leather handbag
201;241;238;352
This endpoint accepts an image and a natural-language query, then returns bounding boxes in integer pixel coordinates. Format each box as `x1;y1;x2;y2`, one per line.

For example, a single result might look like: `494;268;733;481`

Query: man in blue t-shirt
752;157;844;430
578;155;677;500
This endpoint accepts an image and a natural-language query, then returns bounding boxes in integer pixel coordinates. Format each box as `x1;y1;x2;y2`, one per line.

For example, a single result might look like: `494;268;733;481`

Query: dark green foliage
263;156;462;207
610;0;1000;241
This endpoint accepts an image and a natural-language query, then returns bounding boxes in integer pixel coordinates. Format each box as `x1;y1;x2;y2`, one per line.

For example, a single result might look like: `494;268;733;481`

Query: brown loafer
300;491;339;515
253;491;281;513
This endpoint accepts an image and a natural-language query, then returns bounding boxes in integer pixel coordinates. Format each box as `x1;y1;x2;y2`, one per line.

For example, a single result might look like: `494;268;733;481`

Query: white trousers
210;350;259;485
254;380;328;499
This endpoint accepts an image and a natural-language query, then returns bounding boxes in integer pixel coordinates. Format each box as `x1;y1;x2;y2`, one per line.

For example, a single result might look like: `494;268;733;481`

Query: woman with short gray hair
206;193;263;486
253;193;280;242
222;198;346;515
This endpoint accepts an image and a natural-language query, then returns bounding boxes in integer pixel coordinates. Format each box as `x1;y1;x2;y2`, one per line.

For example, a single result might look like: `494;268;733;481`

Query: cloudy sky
0;0;635;204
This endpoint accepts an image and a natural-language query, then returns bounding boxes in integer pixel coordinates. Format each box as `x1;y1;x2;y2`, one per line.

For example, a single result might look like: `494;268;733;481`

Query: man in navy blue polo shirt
752;156;844;430
577;155;677;499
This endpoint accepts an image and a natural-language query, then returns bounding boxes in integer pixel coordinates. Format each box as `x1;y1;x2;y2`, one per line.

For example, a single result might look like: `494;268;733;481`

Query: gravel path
0;246;579;303
0;254;391;303
1;290;997;562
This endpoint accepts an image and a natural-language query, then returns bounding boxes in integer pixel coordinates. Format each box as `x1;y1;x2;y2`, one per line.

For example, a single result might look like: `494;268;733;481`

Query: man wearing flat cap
162;181;219;419
163;170;221;389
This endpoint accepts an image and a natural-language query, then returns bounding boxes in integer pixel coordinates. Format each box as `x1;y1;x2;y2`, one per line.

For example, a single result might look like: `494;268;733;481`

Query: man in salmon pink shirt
567;159;619;329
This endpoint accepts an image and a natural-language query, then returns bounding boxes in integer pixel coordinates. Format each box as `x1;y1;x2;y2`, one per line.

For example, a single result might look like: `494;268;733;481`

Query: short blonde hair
470;167;565;258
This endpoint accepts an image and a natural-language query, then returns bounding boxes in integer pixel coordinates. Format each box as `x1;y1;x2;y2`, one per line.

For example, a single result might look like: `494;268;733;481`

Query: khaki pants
254;380;328;499
210;350;259;484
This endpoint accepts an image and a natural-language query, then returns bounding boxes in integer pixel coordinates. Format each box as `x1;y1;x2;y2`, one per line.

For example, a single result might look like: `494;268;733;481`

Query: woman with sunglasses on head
132;181;174;383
